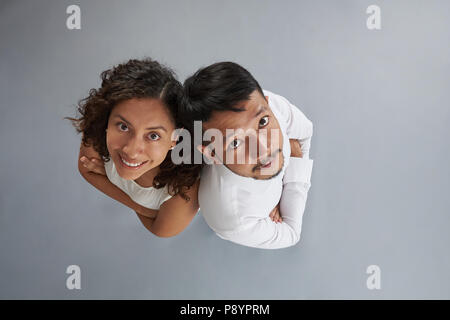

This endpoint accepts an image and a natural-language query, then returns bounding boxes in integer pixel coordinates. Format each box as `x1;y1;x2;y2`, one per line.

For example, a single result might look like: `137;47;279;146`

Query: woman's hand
134;211;156;229
135;206;158;219
80;156;106;176
269;203;283;223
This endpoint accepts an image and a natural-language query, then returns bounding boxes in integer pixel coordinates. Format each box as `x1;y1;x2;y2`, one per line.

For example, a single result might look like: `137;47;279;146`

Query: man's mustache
252;149;282;172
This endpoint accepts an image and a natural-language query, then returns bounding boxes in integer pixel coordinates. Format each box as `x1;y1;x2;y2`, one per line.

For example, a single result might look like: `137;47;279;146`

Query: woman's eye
118;123;128;131
148;133;161;141
259;116;269;128
229;139;241;149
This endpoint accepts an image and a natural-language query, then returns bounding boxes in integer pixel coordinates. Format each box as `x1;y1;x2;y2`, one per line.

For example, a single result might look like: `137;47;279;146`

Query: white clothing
198;90;314;249
104;160;172;210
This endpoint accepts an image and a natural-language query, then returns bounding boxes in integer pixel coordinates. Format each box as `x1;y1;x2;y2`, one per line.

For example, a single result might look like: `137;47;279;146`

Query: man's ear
196;144;221;164
265;95;269;103
196;145;206;156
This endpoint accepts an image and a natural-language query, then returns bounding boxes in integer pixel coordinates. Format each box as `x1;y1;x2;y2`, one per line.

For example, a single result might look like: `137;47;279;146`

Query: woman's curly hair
66;58;202;201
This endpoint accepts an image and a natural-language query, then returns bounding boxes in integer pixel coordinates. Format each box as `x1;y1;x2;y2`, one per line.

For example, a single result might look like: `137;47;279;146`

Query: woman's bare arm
144;179;200;238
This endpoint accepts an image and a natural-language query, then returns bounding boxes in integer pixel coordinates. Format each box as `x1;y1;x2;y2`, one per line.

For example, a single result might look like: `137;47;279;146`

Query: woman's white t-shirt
104;160;172;210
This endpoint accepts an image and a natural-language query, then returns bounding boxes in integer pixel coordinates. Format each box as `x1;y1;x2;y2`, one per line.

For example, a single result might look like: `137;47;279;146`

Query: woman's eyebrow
146;126;167;132
114;114;167;132
114;114;132;126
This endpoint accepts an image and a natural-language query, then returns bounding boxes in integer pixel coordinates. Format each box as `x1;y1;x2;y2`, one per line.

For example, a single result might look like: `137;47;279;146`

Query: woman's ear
170;128;183;148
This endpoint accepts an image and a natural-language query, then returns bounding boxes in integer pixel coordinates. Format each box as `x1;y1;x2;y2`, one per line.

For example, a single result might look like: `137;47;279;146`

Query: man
180;62;314;249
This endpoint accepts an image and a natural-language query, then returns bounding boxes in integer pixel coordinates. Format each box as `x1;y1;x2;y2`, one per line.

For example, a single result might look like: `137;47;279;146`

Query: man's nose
122;136;144;159
257;130;271;160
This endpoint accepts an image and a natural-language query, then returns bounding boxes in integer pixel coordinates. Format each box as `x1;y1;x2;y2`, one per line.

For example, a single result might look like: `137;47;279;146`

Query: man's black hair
180;61;264;130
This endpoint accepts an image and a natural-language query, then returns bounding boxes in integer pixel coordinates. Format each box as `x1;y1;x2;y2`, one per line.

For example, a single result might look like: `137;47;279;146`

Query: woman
67;58;202;237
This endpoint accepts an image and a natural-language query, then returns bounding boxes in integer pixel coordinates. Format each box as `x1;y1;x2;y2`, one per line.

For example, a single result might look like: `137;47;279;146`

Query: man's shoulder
263;89;292;121
197;165;243;231
198;165;235;203
263;88;313;139
263;89;290;106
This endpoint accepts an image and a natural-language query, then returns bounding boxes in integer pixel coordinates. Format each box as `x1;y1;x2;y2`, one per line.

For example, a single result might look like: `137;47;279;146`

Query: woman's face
106;98;176;181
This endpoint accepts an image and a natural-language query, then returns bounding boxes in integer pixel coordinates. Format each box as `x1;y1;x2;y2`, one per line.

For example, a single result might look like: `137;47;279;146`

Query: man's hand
289;139;303;158
269;203;283;223
80;156;106;175
269;141;303;224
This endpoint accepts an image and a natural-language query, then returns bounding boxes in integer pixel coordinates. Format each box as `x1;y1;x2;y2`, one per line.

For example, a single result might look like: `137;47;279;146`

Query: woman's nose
122;137;144;159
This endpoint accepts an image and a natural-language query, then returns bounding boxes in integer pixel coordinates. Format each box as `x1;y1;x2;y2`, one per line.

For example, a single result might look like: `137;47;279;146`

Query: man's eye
259;116;269;127
148;133;161;141
118;123;128;131
229;139;241;149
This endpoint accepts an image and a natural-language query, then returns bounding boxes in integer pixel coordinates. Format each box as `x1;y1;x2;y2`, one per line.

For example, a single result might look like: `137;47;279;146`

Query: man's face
200;90;284;180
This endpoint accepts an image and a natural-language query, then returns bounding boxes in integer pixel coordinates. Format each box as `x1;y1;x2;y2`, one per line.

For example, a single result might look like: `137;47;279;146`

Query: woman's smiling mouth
119;155;148;169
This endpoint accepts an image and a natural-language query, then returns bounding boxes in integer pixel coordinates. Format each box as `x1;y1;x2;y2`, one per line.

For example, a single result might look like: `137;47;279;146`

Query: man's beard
252;152;284;181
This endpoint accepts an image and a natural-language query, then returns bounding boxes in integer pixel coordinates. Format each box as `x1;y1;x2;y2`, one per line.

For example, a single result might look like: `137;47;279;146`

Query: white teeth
120;156;143;167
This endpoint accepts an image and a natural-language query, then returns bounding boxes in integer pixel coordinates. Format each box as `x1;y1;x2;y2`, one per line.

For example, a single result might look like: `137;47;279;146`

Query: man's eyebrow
114;114;167;132
222;105;268;142
253;105;267;119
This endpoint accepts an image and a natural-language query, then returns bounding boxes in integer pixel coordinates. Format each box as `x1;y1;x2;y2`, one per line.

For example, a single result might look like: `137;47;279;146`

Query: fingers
269;210;275;220
274;212;283;223
80;156;106;175
289;139;303;158
269;206;283;223
135;210;156;219
269;206;278;220
269;205;277;218
270;202;283;223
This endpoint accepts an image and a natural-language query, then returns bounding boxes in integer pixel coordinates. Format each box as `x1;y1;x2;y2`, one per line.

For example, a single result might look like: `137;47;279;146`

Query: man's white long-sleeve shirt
198;90;314;249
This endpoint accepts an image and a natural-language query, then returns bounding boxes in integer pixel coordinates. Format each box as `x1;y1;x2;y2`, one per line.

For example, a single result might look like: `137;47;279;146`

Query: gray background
1;0;449;299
